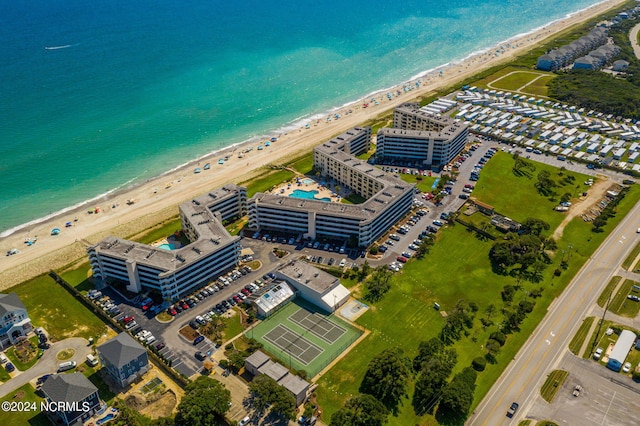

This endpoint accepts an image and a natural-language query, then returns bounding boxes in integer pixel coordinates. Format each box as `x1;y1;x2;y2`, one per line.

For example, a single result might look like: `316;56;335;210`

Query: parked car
195;351;206;361
193;336;204;345
593;347;603;360
5;362;15;372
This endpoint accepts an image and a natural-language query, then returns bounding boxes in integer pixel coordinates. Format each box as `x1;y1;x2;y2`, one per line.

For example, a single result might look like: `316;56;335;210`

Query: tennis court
289;309;346;344
264;324;324;365
246;301;362;377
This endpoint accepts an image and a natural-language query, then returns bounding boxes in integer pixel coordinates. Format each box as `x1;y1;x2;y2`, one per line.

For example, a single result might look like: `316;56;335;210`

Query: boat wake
44;44;73;50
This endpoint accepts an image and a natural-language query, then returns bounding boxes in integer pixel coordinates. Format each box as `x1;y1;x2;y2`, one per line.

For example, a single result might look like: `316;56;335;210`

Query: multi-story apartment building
88;185;244;301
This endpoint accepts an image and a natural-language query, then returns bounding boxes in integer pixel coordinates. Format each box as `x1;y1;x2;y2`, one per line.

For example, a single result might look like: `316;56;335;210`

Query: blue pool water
431;178;440;191
157;243;175;250
290;190;331;203
97;413;115;425
302;178;315;185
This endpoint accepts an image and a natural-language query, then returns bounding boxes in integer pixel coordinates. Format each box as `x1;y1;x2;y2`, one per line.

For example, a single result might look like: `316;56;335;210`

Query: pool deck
271;176;345;202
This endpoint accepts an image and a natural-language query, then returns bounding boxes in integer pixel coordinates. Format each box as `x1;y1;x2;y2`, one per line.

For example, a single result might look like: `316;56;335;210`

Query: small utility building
244;350;311;406
276;261;350;312
606;329;637;372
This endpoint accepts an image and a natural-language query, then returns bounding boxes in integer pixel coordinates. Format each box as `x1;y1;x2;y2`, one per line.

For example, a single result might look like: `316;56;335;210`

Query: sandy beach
0;0;627;289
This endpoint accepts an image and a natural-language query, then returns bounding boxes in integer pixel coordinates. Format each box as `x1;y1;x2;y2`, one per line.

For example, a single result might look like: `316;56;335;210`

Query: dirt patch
139;390;177;419
179;326;200;341
552;177;612;240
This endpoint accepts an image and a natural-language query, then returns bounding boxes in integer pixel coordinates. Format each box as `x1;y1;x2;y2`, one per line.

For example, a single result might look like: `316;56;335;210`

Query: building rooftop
279;260;339;294
41;373;98;404
90;189;239;274
0;293;26;317
254;282;295;314
252;140;413;222
258;360;289;382
97;332;147;369
278;373;310;395
245;350;270;369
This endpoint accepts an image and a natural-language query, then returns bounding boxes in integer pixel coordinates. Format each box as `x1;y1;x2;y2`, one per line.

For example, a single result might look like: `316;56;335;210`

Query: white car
637;227;640;233
593;347;603;360
622;362;632;373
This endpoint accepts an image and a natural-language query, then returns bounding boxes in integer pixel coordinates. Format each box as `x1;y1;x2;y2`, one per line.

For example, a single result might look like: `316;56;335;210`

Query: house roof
278;373;310;396
41;373;98;403
97;332;147;368
0;293;26;317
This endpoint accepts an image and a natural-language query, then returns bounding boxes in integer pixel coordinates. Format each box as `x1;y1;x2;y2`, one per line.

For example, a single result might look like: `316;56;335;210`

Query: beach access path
629;22;640;59
0;0;628;290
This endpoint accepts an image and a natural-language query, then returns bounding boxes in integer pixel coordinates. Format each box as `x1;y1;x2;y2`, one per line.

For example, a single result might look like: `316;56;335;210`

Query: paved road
468;195;640;425
0;337;90;398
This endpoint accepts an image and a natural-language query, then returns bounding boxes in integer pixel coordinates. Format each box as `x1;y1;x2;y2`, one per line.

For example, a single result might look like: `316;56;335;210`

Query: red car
142;302;154;311
241;288;250;296
167;308;177;316
397;256;408;263
123;316;134;324
233;295;242;303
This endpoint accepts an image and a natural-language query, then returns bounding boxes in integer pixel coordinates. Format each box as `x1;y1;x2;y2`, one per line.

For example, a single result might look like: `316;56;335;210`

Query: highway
468;196;640;425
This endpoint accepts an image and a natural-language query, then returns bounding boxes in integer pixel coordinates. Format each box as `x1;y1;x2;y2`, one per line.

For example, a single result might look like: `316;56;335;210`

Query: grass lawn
473;66;541;89
223;311;244;341
78;364;117;405
10;274;108;342
244;169;295;197
489;71;553;93
621;241;640;271
597;276;622;308
315;171;640;424
60;262;93;292
128;216;182;244
341;193;367;204
568;316;595;356
540;370;569;403
525;75;556;97
7;336;42;371
608;279;640;318
0;383;49;426
399;174;437;193
586;319;614;361
225;216;248;236
287;153;315;175
472;152;591;229
0;365;10;382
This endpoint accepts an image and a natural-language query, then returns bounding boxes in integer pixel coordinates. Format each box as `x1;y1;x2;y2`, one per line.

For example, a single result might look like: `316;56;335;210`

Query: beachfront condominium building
88;185;245;301
248;127;414;247
376;103;468;169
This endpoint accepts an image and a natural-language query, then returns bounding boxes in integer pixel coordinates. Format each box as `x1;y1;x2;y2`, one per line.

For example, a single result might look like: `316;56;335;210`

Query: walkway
629;23;640;59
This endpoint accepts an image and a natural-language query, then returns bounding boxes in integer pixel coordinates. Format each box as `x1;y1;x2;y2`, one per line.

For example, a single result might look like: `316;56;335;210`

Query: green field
473;152;591;229
399;174;437;193
10;274;108;342
0;384;49;426
288;153;315;175
489;71;554;94
608;279;640;318
315;167;640;424
223;310;245;341
568;316;595;356
540;370;569;403
525;75;556;97
247;301;362;377
597;276;622;308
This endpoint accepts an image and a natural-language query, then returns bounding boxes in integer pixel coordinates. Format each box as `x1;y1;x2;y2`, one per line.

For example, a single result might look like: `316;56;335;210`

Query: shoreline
0;0;627;289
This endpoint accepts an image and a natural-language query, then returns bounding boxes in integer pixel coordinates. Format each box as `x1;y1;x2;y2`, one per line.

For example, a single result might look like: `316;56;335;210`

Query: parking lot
528;354;640;426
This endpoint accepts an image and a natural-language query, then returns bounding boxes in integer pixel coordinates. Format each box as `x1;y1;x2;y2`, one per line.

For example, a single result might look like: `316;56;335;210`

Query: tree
412;348;457;415
522;218;550;236
472;356;487;372
369;245;379;255
246;375;296;421
436;367;477;423
176;376;231;426
413;337;444;372
535;170;557;196
330;394;389;426
364;267;393;302
360;347;411;413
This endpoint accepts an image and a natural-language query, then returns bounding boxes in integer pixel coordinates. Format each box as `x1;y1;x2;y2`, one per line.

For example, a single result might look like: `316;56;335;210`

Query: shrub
472;357;486;372
489;331;506;346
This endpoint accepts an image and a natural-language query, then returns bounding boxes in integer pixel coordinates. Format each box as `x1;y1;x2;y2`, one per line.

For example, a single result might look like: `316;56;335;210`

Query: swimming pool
157;243;175;250
302;178;314;185
290;189;331;202
97;413;115;425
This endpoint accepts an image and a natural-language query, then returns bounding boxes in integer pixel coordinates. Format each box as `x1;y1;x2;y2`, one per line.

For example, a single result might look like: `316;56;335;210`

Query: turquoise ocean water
0;0;604;235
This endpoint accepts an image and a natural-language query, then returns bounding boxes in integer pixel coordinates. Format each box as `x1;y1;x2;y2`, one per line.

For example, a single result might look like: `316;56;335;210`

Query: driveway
0;337;90;398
